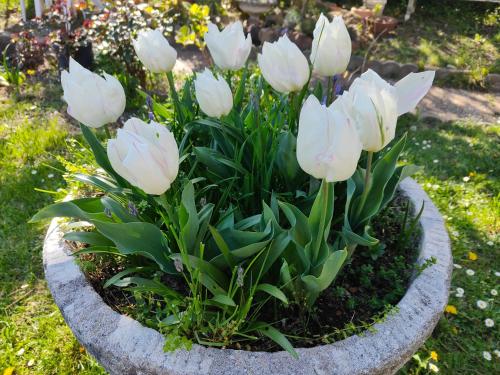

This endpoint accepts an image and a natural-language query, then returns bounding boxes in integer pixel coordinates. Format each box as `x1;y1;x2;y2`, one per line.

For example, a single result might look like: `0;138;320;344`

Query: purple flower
104;207;112;218
128;201;138;216
236;266;244;287
174;257;184;273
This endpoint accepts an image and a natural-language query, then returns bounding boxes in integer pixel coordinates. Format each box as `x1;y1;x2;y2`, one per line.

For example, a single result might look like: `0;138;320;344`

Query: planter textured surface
43;178;452;375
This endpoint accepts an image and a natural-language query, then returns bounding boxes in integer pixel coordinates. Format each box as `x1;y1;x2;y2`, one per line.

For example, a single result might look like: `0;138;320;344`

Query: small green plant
1;46;25;96
175;3;210;48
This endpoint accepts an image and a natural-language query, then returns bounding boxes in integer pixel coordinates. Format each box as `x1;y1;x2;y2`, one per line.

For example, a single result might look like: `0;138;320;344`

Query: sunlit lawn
358;0;499;86
0;78;497;374
0;83;106;374
397;116;499;374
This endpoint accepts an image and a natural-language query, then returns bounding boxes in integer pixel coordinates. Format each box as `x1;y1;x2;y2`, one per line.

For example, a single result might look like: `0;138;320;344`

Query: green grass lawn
353;0;500;86
0;82;106;374
396;116;499;374
0;79;498;374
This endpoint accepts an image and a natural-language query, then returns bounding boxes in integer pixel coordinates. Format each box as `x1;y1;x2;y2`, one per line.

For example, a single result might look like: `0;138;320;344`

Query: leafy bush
87;1;177;85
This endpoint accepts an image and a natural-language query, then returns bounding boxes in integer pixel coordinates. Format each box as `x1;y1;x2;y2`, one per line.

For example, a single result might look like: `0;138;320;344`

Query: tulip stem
288;92;296;132
104;124;111;139
326;76;333;105
225;70;233;90
364;151;373;188
166;71;183;124
356;151;374;222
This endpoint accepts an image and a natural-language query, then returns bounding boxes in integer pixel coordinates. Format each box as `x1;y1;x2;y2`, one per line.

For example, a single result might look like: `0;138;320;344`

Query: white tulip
61;58;125;128
258;35;310;93
194;68;233;118
133;29;177;73
334;69;434;151
204;21;252;71
107;118;179;195
311;14;351;77
297;95;362;182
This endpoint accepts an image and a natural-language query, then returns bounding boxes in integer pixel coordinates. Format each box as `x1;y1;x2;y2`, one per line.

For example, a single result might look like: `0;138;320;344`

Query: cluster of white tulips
60;14;434;195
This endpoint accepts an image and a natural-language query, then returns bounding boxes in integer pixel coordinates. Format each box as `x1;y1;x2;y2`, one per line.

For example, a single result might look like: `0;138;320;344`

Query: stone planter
43;178;452;375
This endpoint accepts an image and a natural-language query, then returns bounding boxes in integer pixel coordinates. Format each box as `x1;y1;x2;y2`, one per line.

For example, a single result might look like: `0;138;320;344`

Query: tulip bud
334;69;434;152
311;14;351;77
107;118;179;195
297;95;362;182
194;68;233;118
133;29;177;73
204;21;252;71
61;58;125;128
258;35;310;93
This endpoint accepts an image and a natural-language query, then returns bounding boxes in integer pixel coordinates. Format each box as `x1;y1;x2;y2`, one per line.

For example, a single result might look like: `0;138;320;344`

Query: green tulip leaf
30;198;106;223
63;231;114;246
210;294;236;307
179;181;200;254
93;221;175;274
256;283;288;305
72;246;121;257
276;132;300;184
301;249;348;295
101;196;139;223
80;124;128;187
380;164;420;211
250;323;298;359
307;180;334;264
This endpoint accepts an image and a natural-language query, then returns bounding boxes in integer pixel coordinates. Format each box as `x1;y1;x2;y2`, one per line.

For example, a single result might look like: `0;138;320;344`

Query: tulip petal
107;138;138;186
122;142;171;195
195;68;233;118
297;95;331;179
395;71;435;115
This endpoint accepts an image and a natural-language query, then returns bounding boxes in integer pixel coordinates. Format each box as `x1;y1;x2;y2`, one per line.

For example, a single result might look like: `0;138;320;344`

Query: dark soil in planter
77;194;419;352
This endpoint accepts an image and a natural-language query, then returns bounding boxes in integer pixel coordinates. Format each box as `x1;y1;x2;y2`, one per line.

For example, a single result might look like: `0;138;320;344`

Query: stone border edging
347;55;500;92
43;177;452;375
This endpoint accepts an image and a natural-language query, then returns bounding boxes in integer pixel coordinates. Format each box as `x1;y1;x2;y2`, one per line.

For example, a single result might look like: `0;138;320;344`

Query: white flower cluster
60;14;435;193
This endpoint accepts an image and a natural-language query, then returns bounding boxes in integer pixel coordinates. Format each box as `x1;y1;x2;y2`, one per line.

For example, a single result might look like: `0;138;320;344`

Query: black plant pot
58;42;94;71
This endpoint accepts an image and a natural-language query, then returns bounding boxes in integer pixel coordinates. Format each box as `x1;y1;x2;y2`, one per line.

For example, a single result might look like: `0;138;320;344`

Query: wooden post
20;0;27;21
405;0;416;21
34;0;43;18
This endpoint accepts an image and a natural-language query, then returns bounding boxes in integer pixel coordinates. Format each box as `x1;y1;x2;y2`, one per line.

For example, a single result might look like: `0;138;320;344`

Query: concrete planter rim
43;178;452;375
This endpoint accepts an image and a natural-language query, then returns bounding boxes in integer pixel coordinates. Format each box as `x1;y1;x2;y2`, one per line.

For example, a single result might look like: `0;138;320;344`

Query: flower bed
43;178;452;374
33;12;442;370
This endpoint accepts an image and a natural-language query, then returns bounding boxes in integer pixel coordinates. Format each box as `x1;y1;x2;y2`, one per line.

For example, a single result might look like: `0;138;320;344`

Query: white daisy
455;288;465;297
428;363;439;373
485;319;494;328
494;350;500;358
477;300;488;309
454;264;462;269
466;269;475;276
483;351;492;361
491;289;498;296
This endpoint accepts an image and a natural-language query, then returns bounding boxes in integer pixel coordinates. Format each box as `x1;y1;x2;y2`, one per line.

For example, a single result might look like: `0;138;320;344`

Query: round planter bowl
43;178;452;375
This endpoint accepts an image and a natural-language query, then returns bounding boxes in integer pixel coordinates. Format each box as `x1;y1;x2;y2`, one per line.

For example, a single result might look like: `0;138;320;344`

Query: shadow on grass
397;115;499;253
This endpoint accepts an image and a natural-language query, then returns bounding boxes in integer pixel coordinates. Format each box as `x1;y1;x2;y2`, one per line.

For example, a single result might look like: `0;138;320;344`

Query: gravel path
414;87;499;125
